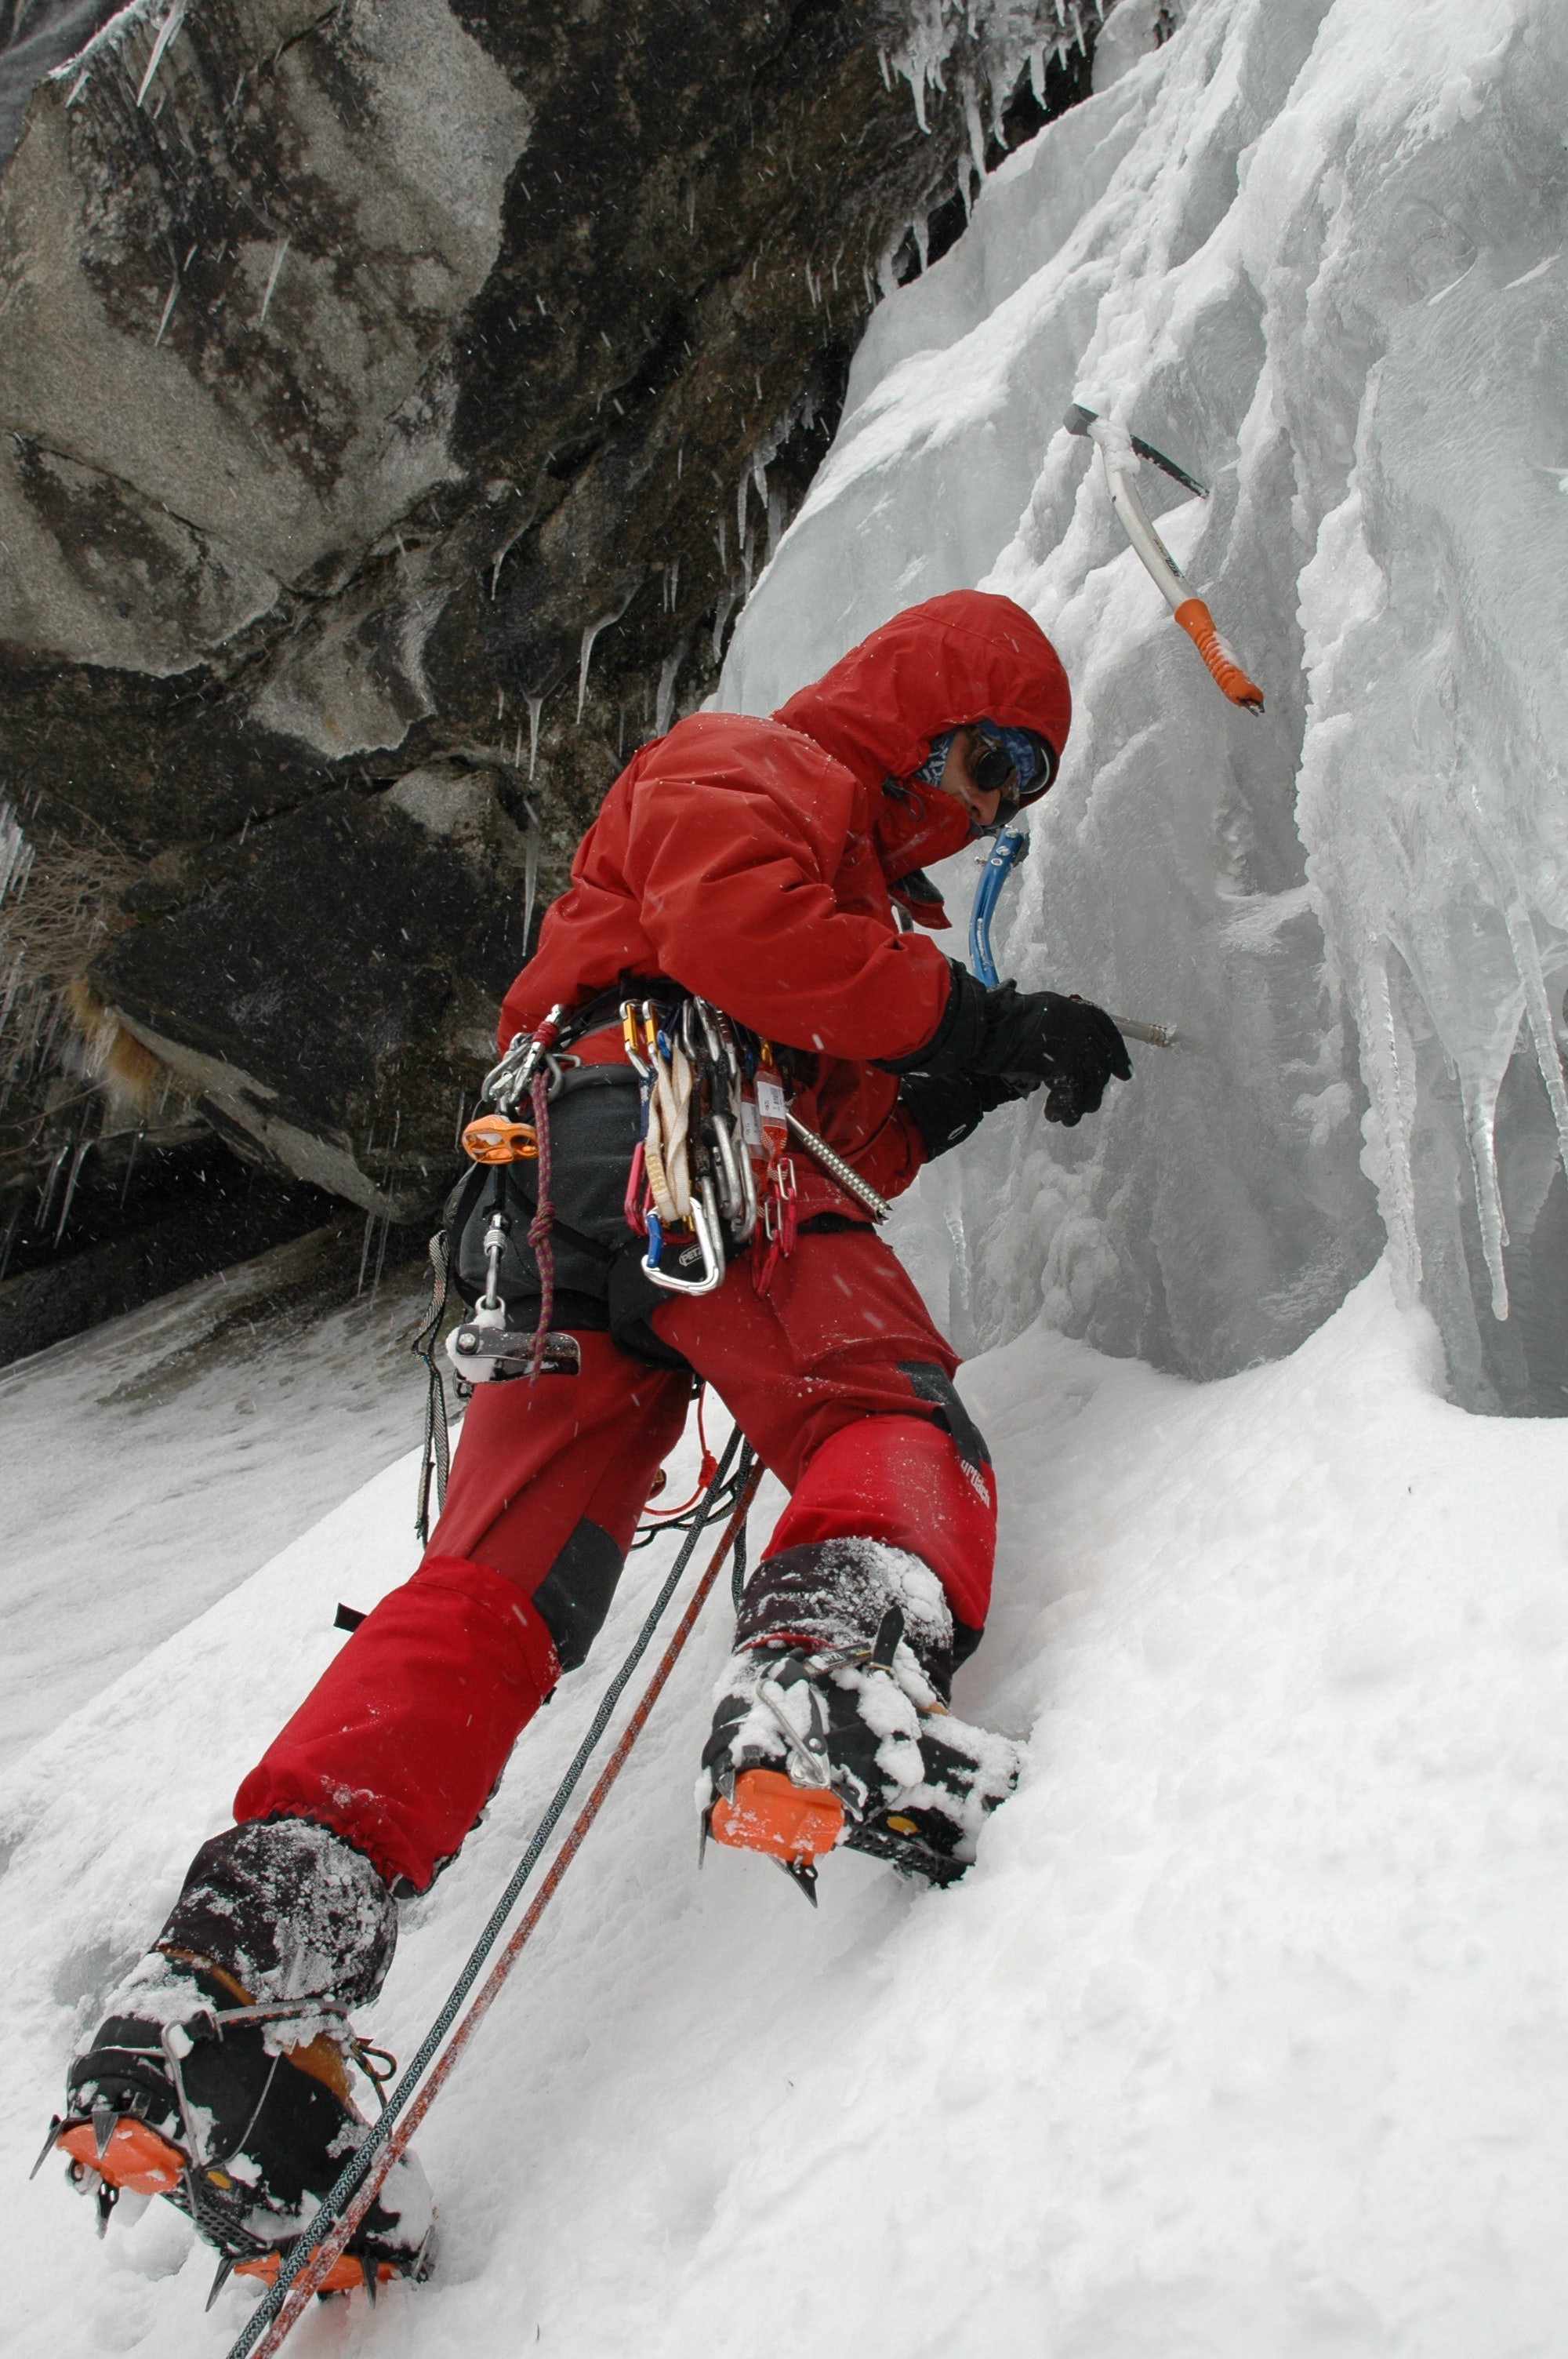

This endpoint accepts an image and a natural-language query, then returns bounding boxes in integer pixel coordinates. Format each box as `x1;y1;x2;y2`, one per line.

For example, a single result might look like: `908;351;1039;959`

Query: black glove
896;1070;1023;1161
884;964;1131;1128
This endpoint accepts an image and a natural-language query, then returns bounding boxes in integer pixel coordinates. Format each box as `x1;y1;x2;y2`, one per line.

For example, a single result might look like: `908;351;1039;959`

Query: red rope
245;1462;763;2357
643;1385;718;1521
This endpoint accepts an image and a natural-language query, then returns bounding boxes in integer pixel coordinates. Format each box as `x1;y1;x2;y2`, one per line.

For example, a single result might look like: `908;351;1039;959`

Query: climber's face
937;726;1005;831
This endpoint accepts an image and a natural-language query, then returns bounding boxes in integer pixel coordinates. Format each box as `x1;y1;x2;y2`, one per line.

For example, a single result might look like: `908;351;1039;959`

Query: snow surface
6;1257;1568;2357
724;0;1568;1415
0;1233;431;1771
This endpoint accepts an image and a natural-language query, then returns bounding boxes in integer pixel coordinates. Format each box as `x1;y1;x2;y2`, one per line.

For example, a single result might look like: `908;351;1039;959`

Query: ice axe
1064;402;1264;713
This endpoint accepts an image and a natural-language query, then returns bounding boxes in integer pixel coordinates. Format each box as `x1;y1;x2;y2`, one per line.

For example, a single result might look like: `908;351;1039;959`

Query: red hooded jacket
497;591;1071;1211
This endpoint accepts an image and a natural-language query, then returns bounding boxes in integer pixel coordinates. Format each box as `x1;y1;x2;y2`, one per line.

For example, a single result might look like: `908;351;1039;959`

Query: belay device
443;1004;582;1385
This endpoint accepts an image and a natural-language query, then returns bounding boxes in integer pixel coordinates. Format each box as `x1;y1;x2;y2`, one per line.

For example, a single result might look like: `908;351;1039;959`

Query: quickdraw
622;996;794;1295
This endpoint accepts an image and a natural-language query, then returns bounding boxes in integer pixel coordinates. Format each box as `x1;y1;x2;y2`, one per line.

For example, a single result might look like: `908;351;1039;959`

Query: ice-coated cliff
724;0;1568;1414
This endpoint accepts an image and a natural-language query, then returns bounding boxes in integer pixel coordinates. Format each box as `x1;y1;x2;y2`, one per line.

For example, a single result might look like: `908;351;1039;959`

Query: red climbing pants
235;1227;995;1892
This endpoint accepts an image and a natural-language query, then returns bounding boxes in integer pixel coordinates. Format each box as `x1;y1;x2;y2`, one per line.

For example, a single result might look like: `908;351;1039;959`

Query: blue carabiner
967;823;1029;987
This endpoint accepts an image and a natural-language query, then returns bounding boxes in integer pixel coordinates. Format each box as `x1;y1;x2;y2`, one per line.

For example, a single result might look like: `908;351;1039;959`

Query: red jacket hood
771;589;1073;888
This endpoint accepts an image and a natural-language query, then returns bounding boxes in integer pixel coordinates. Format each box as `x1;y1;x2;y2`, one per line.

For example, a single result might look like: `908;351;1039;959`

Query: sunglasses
971;728;1058;816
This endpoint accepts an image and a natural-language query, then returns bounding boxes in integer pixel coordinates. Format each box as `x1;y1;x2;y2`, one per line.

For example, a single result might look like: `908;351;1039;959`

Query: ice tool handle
968;823;1029;989
1065;404;1264;714
967;824;1178;1050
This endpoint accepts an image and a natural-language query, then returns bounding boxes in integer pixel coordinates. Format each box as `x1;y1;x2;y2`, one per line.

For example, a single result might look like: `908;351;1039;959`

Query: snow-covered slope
0;1234;430;1771
6;1259;1568;2357
724;0;1568;1416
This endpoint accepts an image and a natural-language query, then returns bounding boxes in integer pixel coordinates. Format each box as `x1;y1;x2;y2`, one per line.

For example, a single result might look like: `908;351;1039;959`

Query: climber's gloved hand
880;963;1131;1129
979;983;1131;1125
896;1069;1023;1161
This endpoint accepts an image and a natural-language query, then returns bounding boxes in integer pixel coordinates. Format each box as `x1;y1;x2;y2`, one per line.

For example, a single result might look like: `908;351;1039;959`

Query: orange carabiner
461;1114;539;1165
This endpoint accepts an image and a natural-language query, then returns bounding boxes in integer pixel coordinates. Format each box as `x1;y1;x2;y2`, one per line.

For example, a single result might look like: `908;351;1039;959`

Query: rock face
0;0;1088;1232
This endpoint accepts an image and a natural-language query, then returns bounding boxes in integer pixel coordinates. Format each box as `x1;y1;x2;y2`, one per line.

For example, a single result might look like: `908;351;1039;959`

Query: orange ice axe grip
708;1767;844;1863
1173;597;1264;711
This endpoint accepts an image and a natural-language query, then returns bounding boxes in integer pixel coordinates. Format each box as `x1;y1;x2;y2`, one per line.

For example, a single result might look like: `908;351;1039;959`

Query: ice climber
45;589;1131;2291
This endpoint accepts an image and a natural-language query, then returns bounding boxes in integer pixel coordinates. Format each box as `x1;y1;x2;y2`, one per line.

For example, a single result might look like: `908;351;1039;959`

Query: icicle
53;1140;92;1249
257;235;289;326
714;514;727;568
0;950;25;1035
526;694;543;780
655;638;689;739
154;281;179;347
576;594;631;723
36;1142;69;1229
355;1211;377;1296
877;45;891;89
962;80;987;180
735;471;749;551
710;586;738;664
136;1;185;107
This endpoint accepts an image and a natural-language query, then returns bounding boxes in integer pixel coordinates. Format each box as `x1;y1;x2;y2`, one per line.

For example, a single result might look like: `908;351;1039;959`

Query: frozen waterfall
723;0;1568;1415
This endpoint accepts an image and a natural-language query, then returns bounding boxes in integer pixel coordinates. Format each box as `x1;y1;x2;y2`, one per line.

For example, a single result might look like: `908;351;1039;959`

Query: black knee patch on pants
898;1361;992;1473
532;1518;625;1671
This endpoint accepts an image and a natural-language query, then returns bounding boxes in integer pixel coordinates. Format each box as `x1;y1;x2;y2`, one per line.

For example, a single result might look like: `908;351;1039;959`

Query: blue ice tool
966;821;1181;1049
967;823;1029;988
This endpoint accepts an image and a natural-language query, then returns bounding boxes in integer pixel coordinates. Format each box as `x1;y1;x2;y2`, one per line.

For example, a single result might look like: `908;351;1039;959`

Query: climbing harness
224;1439;761;2359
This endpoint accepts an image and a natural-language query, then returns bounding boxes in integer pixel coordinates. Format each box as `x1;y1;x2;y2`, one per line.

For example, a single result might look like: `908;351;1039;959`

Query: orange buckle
235;2248;397;2295
58;2114;185;2196
461;1114;539;1165
709;1768;844;1863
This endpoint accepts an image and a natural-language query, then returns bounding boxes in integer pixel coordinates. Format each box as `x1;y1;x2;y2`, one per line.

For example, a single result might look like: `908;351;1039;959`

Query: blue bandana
913;729;956;786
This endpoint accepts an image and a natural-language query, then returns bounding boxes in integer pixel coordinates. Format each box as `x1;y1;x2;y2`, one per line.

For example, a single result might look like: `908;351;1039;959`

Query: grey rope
411;1230;454;1544
223;1429;753;2359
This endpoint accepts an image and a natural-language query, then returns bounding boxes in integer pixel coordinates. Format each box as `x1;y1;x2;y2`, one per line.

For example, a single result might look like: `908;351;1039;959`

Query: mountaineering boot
699;1539;1022;1900
38;1819;435;2302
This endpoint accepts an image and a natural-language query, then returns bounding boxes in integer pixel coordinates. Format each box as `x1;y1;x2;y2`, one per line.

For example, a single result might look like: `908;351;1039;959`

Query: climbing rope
224;1433;759;2359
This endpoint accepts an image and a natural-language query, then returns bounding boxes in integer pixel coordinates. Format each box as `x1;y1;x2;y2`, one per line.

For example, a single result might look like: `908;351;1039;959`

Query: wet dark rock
0;0;1092;1234
0;1125;336;1365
